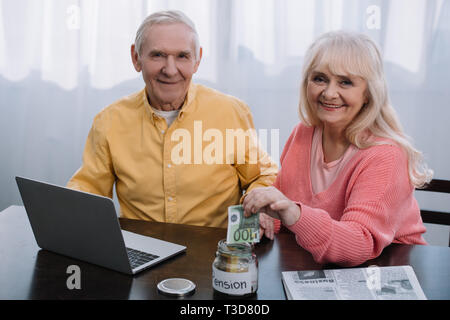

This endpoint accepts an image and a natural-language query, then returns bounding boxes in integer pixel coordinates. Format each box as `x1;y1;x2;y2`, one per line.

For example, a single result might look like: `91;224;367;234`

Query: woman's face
307;65;368;132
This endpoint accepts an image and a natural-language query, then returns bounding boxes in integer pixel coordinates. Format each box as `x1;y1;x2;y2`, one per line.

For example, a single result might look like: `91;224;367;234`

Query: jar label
212;264;257;295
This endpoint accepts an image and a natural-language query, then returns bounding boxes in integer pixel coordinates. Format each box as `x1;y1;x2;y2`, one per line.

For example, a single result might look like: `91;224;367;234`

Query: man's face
132;23;201;111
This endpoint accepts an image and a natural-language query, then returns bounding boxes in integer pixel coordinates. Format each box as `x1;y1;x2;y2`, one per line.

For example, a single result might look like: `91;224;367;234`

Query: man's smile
157;79;181;85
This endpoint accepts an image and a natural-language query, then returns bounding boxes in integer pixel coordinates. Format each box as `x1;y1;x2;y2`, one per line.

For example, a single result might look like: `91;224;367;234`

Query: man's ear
131;44;142;72
193;47;203;73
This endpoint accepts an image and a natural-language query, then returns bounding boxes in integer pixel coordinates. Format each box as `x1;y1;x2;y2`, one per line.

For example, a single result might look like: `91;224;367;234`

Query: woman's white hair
299;31;433;188
134;10;200;60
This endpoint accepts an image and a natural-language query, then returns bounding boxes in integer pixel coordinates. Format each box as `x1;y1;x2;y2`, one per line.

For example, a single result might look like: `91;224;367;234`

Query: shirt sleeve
66;112;115;198
233;102;278;190
232;102;279;231
286;146;414;266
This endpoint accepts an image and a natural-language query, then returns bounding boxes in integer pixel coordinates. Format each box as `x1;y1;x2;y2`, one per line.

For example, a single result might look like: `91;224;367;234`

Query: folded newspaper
282;265;426;300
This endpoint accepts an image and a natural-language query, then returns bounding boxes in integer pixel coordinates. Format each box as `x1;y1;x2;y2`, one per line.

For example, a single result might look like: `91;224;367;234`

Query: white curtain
1;0;450;221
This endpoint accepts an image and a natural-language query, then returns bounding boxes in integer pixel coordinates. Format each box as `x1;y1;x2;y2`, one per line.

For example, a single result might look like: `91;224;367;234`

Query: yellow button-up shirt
67;83;277;228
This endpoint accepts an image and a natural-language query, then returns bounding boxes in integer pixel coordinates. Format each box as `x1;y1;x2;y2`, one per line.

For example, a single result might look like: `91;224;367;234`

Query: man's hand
259;212;275;240
243;186;301;227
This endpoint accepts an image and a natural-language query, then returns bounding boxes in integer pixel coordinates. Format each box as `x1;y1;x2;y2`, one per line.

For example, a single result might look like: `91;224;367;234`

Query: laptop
15;176;186;275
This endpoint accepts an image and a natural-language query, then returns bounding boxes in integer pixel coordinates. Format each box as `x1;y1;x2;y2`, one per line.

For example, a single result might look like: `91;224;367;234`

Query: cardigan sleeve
286;145;417;267
270;124;302;234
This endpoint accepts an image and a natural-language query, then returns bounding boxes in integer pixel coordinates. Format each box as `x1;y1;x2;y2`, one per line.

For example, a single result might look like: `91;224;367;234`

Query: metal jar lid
157;278;196;297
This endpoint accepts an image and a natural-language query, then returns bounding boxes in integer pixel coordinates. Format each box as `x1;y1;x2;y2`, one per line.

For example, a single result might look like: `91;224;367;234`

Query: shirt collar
142;82;198;124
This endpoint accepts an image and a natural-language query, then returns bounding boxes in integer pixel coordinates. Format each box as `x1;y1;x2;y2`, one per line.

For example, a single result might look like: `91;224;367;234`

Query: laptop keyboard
126;247;159;269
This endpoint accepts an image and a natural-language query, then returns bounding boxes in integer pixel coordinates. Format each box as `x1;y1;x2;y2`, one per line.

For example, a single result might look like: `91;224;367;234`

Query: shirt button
161;130;165;134
167;164;172;168
168;197;173;201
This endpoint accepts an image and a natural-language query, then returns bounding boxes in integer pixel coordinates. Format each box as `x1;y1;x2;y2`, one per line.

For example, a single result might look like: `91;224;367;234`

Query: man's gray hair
134;10;200;60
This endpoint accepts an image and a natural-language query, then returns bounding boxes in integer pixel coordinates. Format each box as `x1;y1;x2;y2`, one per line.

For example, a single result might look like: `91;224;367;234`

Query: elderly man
67;10;277;238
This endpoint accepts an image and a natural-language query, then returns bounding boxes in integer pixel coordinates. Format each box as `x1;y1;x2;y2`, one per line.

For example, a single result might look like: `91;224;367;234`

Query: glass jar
212;239;258;296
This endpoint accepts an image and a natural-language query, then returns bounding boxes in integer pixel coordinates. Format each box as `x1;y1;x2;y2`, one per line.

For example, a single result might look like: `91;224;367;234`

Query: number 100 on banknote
227;205;260;244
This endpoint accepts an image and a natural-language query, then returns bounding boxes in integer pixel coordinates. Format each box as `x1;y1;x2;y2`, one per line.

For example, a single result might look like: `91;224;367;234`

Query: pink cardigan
274;123;426;266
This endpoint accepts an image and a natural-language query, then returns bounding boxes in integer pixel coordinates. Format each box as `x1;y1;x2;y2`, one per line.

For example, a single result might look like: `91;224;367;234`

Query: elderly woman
244;31;433;266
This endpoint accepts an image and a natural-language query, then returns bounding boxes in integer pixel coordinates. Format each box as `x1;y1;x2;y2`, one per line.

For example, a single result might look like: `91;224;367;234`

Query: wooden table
0;205;449;300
